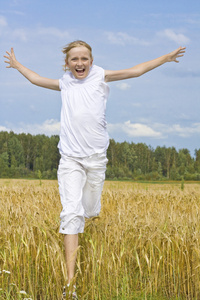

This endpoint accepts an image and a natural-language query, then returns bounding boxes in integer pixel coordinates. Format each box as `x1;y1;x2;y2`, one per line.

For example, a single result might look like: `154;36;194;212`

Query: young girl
4;41;185;299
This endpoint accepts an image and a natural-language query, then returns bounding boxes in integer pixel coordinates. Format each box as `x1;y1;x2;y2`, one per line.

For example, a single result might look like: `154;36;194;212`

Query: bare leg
64;234;79;284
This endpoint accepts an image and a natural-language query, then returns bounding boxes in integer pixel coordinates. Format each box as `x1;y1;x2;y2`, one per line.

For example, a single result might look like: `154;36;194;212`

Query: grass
1;179;200;299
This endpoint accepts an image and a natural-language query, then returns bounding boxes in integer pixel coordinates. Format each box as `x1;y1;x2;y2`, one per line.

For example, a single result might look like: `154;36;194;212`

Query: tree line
0;131;200;181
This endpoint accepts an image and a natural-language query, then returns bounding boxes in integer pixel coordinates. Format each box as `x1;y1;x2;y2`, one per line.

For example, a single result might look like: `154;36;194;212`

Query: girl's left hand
168;46;186;63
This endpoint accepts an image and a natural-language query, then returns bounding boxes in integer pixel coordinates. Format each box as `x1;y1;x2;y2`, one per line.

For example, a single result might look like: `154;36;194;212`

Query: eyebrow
71;56;89;59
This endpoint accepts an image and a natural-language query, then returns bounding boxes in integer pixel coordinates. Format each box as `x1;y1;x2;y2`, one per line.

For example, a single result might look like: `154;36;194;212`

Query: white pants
57;152;108;234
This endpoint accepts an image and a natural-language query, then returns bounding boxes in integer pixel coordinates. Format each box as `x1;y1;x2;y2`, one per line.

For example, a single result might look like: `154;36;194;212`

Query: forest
0;131;200;181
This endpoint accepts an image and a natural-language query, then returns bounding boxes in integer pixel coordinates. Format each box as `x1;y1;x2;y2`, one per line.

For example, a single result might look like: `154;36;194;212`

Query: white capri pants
57;152;108;235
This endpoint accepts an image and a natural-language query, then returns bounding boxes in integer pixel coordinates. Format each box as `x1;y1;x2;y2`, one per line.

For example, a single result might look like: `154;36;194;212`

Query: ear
65;58;69;68
90;58;93;66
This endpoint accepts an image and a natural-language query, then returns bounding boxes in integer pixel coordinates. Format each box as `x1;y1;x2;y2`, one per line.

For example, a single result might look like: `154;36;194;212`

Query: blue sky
1;0;200;156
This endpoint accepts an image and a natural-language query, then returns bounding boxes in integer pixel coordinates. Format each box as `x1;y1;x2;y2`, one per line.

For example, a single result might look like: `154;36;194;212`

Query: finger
4;61;11;67
179;48;186;54
179;46;186;50
11;48;15;57
6;51;11;56
179;50;186;54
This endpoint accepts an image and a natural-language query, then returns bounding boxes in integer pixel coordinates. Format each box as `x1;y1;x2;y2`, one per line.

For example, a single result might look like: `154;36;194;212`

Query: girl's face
66;46;93;79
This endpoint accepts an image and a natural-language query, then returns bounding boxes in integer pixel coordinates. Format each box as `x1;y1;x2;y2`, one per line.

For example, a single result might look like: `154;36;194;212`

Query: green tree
0;152;9;177
107;139;117;168
19;133;34;170
157;162;163;179
177;148;193;177
194;149;200;173
8;136;25;168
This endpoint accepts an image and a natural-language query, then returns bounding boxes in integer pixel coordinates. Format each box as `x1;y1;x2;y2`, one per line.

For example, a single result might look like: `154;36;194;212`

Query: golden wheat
1;179;200;299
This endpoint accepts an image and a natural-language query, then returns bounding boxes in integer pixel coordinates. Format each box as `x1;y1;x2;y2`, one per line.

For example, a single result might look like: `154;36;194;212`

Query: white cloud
12;28;27;41
24;119;60;135
131;102;141;107
4;24;70;42
157;29;190;45
3;119;60;136
37;27;70;39
0;125;10;132
149;122;200;138
108;121;200;140
2;121;200;142
0;15;7;27
116;82;131;90
124;121;162;137
108;121;162;138
186;17;200;26
0;15;7;36
10;0;27;7
105;31;149;46
167;123;200;137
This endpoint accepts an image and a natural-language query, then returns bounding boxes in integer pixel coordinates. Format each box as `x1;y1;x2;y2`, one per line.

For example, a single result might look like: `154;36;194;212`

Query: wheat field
1;179;200;299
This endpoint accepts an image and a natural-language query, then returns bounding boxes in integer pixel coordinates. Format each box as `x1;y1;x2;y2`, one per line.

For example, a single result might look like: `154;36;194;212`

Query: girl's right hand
4;47;60;90
4;48;18;69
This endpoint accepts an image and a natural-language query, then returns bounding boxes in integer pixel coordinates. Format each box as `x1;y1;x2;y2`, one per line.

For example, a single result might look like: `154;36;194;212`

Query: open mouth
76;68;85;76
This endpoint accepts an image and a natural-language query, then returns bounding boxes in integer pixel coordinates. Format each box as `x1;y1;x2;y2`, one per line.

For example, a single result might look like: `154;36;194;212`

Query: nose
77;59;83;66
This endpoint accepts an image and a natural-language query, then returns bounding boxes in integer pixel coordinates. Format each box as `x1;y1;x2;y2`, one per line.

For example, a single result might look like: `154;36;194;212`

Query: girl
4;41;185;299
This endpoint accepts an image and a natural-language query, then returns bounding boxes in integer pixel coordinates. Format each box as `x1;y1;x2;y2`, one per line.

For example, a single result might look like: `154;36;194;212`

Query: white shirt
58;65;110;157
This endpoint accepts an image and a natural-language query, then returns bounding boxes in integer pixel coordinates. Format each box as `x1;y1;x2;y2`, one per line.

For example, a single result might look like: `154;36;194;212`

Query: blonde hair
62;40;93;71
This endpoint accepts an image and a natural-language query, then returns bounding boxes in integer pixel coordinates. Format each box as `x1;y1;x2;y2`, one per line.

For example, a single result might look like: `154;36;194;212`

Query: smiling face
65;46;93;80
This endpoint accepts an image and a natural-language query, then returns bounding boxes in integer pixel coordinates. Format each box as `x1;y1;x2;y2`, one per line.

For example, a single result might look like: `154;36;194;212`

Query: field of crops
1;179;200;299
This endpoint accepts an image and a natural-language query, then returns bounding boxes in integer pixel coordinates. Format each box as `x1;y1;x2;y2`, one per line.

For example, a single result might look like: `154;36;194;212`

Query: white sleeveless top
58;65;110;157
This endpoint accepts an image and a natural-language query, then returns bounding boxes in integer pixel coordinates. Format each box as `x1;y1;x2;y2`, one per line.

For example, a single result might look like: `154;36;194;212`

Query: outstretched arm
4;48;60;91
104;46;186;82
